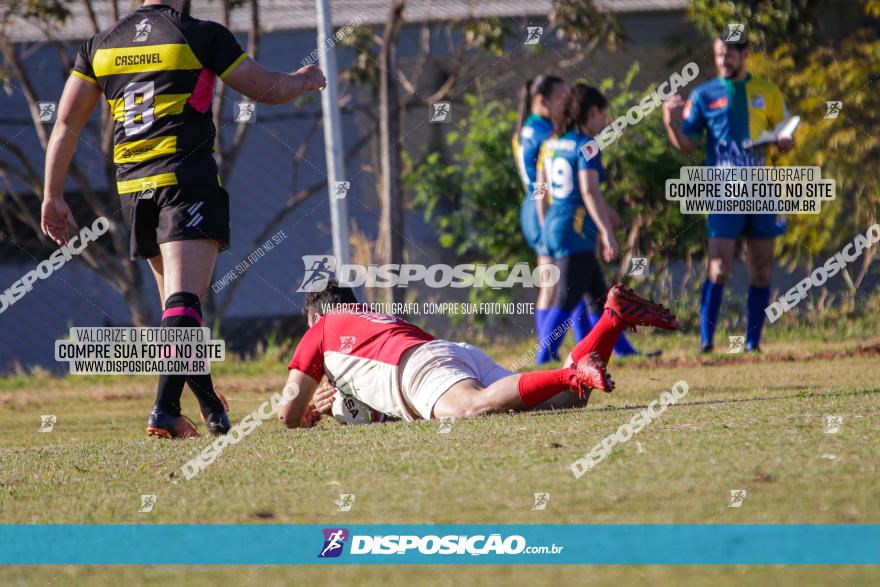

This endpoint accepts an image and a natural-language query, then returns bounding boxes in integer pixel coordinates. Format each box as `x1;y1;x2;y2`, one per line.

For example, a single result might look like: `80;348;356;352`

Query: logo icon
185;201;204;228
36;102;57;123
339;336;356;354
298;255;337;292
335;493;355;512
133;18;152;42
629;257;648;276
318;528;349;558
333;181;350;200
138;180;157;200
524;26;543;45
438;416;455;434
532;182;548;201
430;102;451;123
824;415;843;434
139;494;157;513
38;415;57;432
531;492;550;510
580;141;600;161
234;101;256;123
824;101;842;119
728;489;747;508
728;336;745;354
722;23;746;44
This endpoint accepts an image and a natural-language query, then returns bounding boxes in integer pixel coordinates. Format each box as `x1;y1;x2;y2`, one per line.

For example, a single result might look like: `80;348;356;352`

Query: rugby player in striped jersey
41;0;326;438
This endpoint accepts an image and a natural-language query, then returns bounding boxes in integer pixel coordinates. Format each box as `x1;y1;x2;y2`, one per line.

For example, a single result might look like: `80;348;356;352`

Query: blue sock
535;308;550;335
700;279;725;349
535;306;570;364
746;285;770;350
571;300;590;341
590;312;639;356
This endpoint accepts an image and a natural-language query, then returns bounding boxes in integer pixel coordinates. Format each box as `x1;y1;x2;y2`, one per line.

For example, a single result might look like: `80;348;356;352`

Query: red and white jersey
288;307;434;419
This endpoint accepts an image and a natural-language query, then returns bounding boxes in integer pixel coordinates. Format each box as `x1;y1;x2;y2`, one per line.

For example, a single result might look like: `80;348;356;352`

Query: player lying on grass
277;280;678;428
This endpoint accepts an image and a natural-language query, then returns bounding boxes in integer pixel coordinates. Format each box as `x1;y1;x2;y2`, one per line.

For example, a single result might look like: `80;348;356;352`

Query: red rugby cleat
605;284;679;331
569;352;615;398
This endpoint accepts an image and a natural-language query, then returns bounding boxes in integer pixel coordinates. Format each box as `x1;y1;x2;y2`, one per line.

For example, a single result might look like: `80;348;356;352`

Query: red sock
517;369;574;406
571;309;628;365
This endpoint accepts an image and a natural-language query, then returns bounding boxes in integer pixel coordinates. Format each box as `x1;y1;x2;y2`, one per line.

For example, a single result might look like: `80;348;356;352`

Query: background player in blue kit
534;83;640;363
513;75;568;347
663;35;793;353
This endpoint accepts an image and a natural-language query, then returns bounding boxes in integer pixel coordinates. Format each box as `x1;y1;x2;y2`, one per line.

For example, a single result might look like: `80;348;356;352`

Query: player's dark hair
303;279;358;318
552;83;607;136
514;74;565;135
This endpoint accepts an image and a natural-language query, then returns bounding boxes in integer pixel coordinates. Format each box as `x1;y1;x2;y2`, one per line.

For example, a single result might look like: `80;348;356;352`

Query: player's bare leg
158;239;219;300
146;255;165;302
744;237;775;351
707;237;735;285
147;239;229;438
745;237;774;288
536;254;556;312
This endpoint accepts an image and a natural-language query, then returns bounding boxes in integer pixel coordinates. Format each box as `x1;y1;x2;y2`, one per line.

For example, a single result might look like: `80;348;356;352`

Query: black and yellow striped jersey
72;4;247;195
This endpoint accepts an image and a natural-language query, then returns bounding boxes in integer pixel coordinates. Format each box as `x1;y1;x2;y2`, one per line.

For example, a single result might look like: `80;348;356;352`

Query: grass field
1;332;878;585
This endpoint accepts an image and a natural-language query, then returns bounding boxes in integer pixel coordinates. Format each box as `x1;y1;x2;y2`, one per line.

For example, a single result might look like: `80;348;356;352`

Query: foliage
746;39;880;268
405;93;527;261
403;94;523;327
593;64;705;264
688;0;828;57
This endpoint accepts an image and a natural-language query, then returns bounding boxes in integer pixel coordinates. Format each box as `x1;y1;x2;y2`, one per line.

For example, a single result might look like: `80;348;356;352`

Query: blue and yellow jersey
538;130;604;255
513;114;554;196
682;74;788;167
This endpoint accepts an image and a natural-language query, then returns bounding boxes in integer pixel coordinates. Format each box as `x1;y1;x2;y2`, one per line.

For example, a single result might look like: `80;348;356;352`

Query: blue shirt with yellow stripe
682;74;788;166
514;114;554;196
682;74;790;238
539;130;603;258
514;114;554;255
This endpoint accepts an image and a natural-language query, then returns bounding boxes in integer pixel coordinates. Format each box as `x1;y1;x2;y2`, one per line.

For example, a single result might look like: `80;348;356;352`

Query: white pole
315;0;350;266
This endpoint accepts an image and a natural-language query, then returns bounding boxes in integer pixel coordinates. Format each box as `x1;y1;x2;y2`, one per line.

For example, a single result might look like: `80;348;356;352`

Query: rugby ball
331;394;386;425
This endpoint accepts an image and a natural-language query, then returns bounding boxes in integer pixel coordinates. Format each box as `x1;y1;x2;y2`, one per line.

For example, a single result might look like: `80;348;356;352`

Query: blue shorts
520;198;549;257
707;213;787;240
543;207;596;260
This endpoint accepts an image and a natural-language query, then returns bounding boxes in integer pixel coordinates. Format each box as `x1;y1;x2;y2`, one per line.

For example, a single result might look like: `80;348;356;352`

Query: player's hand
300;404;321;428
40;197;78;246
600;230;619;263
312;382;337;415
295;64;327;91
776;136;794;153
662;95;685;125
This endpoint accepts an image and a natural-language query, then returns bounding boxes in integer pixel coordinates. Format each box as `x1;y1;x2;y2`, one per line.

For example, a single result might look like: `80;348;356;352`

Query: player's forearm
535;174;548;225
43;123;80;200
255;71;309;105
665;121;696;156
582;190;614;238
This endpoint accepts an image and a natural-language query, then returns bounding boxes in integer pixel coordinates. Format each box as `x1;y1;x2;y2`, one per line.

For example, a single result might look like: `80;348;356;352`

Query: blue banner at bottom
1;524;877;565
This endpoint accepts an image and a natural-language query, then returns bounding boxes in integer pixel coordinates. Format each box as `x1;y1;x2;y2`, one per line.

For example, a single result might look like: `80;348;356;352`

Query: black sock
158;292;226;414
153;292;199;416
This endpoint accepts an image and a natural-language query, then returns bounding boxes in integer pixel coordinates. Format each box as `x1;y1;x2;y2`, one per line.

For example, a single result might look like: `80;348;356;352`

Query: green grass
1;334;878;585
